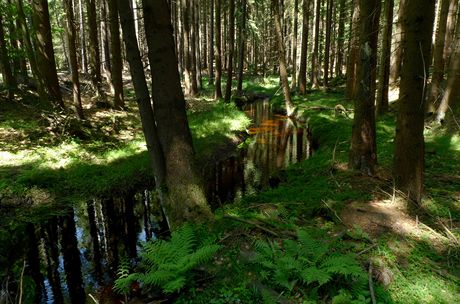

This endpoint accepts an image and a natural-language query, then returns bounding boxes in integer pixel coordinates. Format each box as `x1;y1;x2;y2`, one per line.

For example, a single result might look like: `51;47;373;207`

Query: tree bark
78;0;88;74
335;0;346;77
272;0;295;116
345;0;359;100
85;0;102;92
426;0;450;114
311;0;321;88
436;8;460;123
143;0;212;227
190;0;199;95
443;0;458;66
323;0;333;88
394;0;436;203
107;0;124;109
181;0;193;96
298;0;310;95
208;0;214;84
349;0;381;175
31;0;63;107
376;0;394;115
291;0;299;89
214;0;222;99
389;0;406;85
116;0;166;207
0;13;15;100
236;0;247;96
100;0;112;84
16;0;46;99
224;0;235;102
64;0;84;119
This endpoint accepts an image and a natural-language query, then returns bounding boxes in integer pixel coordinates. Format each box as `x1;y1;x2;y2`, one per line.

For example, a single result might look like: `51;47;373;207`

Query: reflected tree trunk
87;200;103;283
60;211;86;304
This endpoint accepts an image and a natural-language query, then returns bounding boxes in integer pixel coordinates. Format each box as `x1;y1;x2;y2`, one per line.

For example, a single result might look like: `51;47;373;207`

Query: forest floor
172;80;460;303
1;76;460;303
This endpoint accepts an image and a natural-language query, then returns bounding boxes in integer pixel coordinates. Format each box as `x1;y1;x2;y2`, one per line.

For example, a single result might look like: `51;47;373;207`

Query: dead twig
223;214;280;237
358;243;378;256
321;200;343;223
369;261;377;304
18;260;26;304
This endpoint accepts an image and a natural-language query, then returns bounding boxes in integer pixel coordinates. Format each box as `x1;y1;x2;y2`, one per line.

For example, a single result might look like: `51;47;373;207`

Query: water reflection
203;99;313;206
8;99;313;302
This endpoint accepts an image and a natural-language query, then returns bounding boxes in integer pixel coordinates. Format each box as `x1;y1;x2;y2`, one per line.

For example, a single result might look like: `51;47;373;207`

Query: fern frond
321;254;363;277
300;266;332;286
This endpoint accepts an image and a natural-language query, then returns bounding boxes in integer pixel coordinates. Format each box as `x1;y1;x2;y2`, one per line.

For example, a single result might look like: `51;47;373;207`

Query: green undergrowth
0;87;250;224
167;83;459;303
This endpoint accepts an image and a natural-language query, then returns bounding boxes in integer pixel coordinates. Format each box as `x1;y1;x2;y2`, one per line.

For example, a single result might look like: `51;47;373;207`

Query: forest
0;0;459;303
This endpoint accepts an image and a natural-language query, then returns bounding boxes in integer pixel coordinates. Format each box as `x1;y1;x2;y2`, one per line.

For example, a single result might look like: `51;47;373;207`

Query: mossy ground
1;76;459;303
174;79;460;303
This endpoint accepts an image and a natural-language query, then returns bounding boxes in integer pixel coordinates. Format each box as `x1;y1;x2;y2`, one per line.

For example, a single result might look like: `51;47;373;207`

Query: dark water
5;99;312;303
204;99;313;205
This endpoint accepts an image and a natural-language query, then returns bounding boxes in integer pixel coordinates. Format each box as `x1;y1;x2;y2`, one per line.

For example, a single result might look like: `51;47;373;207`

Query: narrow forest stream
23;98;313;303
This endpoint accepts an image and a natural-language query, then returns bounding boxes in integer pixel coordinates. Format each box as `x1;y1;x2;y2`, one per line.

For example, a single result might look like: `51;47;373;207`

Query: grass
175;79;460;303
0;82;251;223
1;76;459;303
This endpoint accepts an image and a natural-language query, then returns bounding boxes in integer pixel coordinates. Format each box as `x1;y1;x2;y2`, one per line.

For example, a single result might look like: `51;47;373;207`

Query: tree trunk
236;0;247;96
189;0;199;95
182;0;193;96
323;0;333;88
208;0;214;84
298;0;310;95
272;0;295;116
215;0;222;99
5;0;21;83
116;0;167;214
389;0;406;84
78;0;88;74
345;0;359;100
311;0;321;89
107;0;124;109
224;0;235;102
426;0;450;114
100;0;112;85
64;0;84;119
436;8;460;123
31;0;63;107
193;0;202;91
335;0;346;77
394;0;436;203
85;0;102;93
291;0;299;89
376;0;394;115
16;0;45;98
443;0;458;66
0;13;15;100
143;0;213;227
349;0;381;175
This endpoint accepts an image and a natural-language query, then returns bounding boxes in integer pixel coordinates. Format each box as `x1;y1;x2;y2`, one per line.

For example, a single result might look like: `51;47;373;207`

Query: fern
114;224;221;295
252;229;367;298
113;258;134;295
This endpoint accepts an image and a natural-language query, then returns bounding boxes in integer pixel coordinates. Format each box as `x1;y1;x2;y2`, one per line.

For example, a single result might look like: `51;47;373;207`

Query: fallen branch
358;243;378;256
18;260;26;304
223;214;280;237
369;261;377;304
321;200;343;223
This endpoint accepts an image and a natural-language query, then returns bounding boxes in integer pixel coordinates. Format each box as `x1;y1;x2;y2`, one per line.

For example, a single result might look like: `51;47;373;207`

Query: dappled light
1;0;460;303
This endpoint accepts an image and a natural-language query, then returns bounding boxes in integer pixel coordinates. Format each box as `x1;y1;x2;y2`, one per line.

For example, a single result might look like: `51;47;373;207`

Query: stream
12;98;313;303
